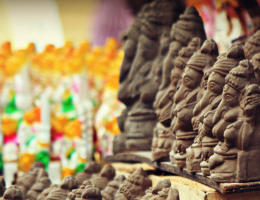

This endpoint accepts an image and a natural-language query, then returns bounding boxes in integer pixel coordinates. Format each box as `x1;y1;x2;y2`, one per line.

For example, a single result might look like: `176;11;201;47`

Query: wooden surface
150;175;260;200
111;162;155;173
105;151;260;194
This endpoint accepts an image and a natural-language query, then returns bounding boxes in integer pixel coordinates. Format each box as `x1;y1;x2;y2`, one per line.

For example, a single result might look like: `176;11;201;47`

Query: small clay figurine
155;5;206;111
2;186;23;200
141;179;171;199
113;0;185;153
75;162;101;185
46;176;78;200
67;181;92;200
244;30;260;59
169;39;218;169
209;60;257;182
81;185;102;200
251;52;260;85
35;168;48;183
115;167;152;200
152;38;201;162
0;177;5;197
186;44;246;174
101;175;125;200
89;165;115;191
36;184;58;200
27;177;51;200
31;162;45;170
16;169;38;199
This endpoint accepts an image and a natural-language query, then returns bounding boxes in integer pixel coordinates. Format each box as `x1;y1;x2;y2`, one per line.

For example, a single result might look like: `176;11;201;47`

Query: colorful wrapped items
0;42;33;165
86;38;121;114
94;40;125;158
17;94;51;173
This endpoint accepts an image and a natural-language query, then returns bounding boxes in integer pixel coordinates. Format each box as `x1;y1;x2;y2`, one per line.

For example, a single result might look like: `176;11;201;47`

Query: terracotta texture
27;177;51;200
154;5;207;118
244;30;260;59
75;162;101;185
251;52;260;85
89;165;116;191
16;169;38;199
115;167;152;200
67;180;92;200
113;0;185;153
186;44;246;174
46;176;78;200
141;179;171;200
81;185;102;200
37;184;58;200
2;186;23;200
101;175;125;200
209;60;257;182
152;37;201;161
169;39;218;169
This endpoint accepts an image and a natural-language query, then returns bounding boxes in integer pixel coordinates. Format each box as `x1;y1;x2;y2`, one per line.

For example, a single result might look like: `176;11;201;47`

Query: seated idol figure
209;60;257;182
244;30;260;59
115;168;152;200
169;39;218;169
114;0;184;153
186;44;246;174
152;38;201;161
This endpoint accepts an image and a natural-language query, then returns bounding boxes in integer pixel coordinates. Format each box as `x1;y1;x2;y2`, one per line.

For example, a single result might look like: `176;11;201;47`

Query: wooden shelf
105;151;260;194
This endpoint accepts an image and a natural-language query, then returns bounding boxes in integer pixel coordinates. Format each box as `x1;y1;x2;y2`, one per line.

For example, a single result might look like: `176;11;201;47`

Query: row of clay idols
113;2;206;153
151;28;260;183
0;162;180;200
114;0;260;183
113;0;260;182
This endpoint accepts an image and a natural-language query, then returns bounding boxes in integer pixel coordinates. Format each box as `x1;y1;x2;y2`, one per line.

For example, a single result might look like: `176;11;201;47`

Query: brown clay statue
89;165;115;191
244;30;260;59
251;52;260;85
81;185;102;200
27;177;51;200
2;186;23;200
169;39;219;169
67;181;92;200
101;175;125;200
113;0;185;154
0;177;5;197
46;176;78;200
141;179;170;200
75;162;101;185
208;60;257;182
186;44;246;174
152;37;201;162
16;168;39;199
154;5;206;115
115;167;152;200
37;184;58;200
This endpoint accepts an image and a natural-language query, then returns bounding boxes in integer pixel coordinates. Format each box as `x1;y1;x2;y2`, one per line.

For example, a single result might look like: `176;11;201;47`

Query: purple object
92;0;135;46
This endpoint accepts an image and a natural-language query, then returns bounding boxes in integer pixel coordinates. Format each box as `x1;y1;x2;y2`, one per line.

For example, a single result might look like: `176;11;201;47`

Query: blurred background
0;0;259;187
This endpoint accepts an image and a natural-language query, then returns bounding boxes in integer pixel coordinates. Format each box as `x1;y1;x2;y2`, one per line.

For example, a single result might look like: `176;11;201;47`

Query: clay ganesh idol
113;0;185;153
101;175;125;200
152;6;207;162
186;44;246;174
115;167;152;200
75;161;101;185
89;165;115;191
152;37;201;161
169;39;218;169
141;179;180;200
244;30;260;59
209;60;259;183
